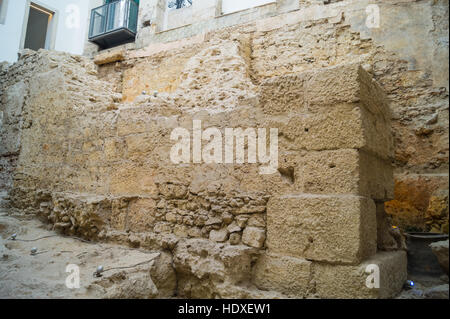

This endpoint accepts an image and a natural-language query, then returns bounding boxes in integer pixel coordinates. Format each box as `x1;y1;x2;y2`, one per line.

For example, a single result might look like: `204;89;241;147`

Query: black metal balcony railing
88;0;139;49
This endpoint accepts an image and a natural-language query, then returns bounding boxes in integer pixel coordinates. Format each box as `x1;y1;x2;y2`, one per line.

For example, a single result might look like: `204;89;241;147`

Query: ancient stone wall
1;40;406;297
1;0;447;299
92;0;449;233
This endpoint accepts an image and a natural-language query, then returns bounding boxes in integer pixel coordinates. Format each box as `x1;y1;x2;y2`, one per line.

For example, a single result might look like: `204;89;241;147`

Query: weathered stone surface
1;51;394;254
299;149;393;200
242;227;266;249
267;195;377;264
259;74;306;115
426;192;449;233
227;222;241;233
430;240;449;275
93;49;126;65
312;251;407;299
126;198;157;232
172;239;281;298
121;45;198;102
2;4;424;298
271;102;392;160
259;64;393;161
376;202;406;252
306;64;390;118
229;232;241;245
210;228;229;242
253;252;312;298
253;250;408;299
386;175;449;232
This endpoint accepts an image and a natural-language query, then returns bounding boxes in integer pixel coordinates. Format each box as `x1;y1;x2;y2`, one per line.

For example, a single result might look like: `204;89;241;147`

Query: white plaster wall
0;0;90;63
165;0;216;30
166;5;194;29
163;0;278;31
85;0;294;53
221;0;276;15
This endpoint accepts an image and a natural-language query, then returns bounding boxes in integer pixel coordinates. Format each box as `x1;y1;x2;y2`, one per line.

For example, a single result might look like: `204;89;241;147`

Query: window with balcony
89;0;139;49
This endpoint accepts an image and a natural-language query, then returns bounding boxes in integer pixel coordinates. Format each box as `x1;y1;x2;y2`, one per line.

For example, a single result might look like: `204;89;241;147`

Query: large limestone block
305;63;391;119
117;106;179;136
253;252;312;298
125;133;159;162
74;111;118;140
259;63;390;118
269;102;392;160
267;195;377;264
212;148;393;201
299;149;394;201
312;251;407;299
117;107;156;136
93;49;125;65
359;151;394;200
259;74;306;115
260;64;393;159
109;163;158;196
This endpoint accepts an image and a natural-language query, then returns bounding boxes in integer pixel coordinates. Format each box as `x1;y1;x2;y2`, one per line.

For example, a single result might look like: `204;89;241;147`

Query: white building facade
0;0;90;63
83;0;300;56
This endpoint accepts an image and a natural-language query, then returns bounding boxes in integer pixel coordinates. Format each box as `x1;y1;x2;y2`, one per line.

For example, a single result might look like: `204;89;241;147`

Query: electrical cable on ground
7;233;155;276
93;259;155;278
9;233;93;244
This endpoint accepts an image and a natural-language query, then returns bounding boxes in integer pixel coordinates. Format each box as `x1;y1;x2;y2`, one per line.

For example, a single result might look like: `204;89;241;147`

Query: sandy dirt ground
0;194;447;299
0;201;165;299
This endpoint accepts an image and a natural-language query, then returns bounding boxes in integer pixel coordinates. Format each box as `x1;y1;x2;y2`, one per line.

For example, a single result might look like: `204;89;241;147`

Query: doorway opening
24;3;54;51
